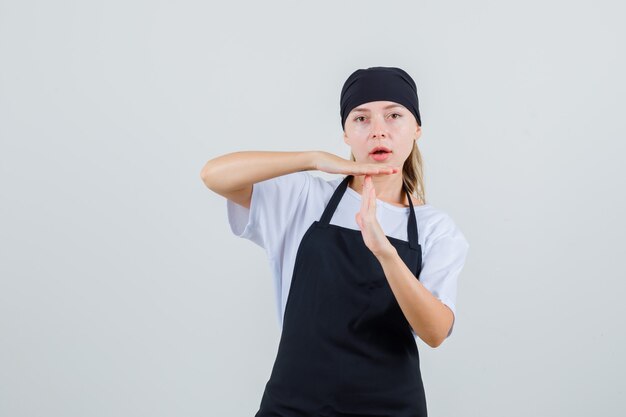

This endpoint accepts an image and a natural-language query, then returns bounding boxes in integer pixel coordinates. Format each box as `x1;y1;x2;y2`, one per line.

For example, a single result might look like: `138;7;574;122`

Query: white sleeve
419;217;470;338
226;171;311;257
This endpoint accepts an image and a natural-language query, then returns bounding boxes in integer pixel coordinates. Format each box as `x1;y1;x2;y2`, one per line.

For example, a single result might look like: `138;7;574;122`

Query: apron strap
318;175;351;228
403;182;420;250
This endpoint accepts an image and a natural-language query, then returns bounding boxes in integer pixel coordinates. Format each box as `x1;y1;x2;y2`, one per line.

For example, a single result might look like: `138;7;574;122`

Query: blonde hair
349;141;426;205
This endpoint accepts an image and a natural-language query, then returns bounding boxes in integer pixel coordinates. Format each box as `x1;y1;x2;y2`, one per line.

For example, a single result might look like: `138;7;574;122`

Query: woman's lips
370;146;392;154
370;151;392;161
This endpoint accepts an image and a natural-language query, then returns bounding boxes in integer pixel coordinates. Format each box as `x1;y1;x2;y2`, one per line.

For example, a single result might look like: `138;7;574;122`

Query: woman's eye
354;114;400;122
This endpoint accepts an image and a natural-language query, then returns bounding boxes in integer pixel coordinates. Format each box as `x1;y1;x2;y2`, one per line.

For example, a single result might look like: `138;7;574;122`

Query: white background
1;0;624;416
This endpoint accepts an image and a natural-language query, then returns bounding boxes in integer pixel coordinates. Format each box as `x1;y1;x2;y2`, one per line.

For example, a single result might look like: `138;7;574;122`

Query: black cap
340;66;421;130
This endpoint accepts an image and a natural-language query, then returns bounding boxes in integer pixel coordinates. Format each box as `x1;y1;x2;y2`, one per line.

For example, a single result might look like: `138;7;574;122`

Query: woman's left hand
355;175;395;258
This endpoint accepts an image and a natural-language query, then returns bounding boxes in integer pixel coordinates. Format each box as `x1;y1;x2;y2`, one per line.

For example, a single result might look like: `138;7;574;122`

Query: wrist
374;243;398;260
309;150;324;171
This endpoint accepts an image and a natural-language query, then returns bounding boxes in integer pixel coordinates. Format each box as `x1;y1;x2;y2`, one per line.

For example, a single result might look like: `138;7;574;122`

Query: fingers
362;175;376;212
361;175;370;211
353;165;400;176
369;166;398;175
368;178;376;214
360;176;378;230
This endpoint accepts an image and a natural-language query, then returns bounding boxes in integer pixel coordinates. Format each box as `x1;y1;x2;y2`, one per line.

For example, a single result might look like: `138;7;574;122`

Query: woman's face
343;100;421;166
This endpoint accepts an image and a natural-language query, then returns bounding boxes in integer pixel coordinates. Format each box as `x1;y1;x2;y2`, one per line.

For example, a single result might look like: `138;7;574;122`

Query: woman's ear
343;131;350;145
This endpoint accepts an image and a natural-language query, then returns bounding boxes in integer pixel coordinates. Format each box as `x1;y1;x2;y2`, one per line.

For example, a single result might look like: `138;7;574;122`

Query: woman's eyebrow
351;104;404;113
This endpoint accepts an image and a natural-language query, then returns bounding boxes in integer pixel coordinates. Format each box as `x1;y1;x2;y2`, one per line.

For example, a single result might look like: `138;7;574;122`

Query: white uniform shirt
226;171;470;344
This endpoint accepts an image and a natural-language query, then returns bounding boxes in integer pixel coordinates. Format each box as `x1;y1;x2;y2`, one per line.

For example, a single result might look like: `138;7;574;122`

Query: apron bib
255;174;427;417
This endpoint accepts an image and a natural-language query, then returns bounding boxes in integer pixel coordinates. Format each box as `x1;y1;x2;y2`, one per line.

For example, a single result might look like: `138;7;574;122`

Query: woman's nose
370;115;387;138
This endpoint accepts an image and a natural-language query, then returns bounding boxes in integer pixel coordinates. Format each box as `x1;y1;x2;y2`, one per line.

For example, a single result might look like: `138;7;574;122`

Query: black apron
255;174;427;417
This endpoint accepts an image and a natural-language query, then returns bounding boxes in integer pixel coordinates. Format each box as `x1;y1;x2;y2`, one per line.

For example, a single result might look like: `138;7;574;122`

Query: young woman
201;66;470;417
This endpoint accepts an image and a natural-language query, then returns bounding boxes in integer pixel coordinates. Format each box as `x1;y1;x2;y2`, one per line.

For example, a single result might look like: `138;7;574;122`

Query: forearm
200;150;320;192
376;246;454;348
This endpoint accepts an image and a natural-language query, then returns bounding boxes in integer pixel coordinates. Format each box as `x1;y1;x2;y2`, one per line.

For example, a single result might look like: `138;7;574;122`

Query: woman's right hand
314;151;400;176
